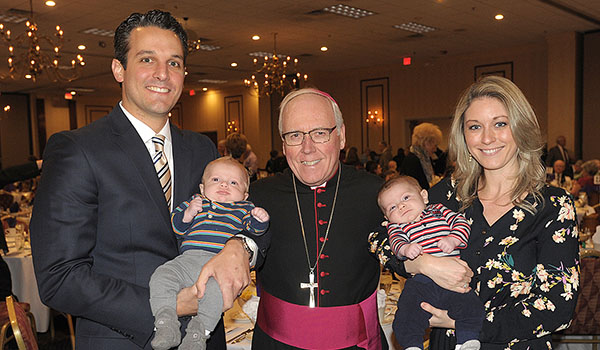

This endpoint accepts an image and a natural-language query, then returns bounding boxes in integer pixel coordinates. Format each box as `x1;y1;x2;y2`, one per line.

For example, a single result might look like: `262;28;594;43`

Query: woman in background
400;123;442;190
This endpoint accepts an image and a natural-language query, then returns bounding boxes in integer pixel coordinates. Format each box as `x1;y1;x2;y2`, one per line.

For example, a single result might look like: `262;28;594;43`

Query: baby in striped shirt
150;157;269;350
377;175;483;350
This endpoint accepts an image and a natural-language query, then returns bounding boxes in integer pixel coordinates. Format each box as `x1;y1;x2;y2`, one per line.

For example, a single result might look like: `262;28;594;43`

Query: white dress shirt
119;102;174;211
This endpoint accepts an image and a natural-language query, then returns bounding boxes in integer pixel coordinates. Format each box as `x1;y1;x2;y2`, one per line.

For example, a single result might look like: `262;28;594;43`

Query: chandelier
0;0;84;82
244;33;307;97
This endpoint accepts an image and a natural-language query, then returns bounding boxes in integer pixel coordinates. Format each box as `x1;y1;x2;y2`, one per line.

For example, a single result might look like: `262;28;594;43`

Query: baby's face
200;162;248;203
379;182;428;224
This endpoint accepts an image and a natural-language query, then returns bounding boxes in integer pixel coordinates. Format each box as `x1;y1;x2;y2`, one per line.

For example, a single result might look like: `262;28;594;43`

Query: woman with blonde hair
385;76;579;349
400;122;443;189
423;76;579;349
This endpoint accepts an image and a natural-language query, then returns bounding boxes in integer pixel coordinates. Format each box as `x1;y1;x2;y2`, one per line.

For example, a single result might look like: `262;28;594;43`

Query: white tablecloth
224;301;253;349
4;249;51;332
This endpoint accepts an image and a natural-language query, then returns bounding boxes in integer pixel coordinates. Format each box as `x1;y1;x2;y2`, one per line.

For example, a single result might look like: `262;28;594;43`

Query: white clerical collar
310;182;327;190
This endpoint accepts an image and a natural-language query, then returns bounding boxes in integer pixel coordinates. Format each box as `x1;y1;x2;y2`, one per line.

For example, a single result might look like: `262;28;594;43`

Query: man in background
546;135;574;178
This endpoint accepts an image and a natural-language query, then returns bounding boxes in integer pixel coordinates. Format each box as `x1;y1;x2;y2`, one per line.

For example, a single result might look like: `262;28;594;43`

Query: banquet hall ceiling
0;0;599;97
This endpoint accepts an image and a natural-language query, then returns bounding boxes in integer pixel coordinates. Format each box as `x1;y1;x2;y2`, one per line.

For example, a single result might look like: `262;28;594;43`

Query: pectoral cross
300;271;318;308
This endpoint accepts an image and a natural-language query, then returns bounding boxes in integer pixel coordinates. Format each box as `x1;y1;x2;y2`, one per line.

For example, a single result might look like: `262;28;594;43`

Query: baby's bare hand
251;207;270;223
437;236;460;254
400;243;423;260
183;197;204;223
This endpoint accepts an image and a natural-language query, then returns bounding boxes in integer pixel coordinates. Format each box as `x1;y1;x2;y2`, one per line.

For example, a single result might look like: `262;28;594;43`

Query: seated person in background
575;160;599;198
225;133;258;181
217;139;228;157
265;150;280;175
376;176;484;350
572;159;584;180
265;150;288;175
241;144;258;182
548;160;573;192
365;160;382;177
149;157;269;350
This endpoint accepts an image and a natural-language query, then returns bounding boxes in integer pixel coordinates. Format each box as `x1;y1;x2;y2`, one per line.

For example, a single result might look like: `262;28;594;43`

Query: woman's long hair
449;76;546;213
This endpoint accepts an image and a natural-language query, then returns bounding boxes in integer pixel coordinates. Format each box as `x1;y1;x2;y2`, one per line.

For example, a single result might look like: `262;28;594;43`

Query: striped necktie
152;135;172;207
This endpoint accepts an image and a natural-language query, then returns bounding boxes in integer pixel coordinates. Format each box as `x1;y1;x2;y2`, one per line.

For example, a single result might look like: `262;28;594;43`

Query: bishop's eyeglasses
281;126;337;146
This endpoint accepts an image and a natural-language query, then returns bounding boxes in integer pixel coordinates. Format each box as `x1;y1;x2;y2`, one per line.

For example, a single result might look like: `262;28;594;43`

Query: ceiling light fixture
80;27;114;37
230;62;238;67
182;18;221;54
244;33;308;97
495;14;504;20
0;0;84;82
322;4;375;19
45;1;56;7
320;46;328;52
252;35;260;40
393;22;437;34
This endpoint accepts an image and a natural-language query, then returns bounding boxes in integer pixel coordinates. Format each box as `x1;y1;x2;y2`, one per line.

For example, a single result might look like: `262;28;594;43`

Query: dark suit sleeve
30;133;154;346
0;161;40;188
400;153;430;190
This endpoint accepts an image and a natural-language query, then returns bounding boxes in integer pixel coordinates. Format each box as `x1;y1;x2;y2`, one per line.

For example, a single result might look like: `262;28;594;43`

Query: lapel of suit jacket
171;124;194;205
108;106;171;229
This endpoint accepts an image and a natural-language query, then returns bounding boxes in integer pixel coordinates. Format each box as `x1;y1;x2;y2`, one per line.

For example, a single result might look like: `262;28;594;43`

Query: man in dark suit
546;135;574;178
30;10;251;350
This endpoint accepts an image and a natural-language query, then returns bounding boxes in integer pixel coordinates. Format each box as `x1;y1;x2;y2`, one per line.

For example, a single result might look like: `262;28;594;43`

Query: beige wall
546;32;578;157
582;31;600;161
311;42;548;154
179;87;265;166
29;34;592;169
0;93;31;167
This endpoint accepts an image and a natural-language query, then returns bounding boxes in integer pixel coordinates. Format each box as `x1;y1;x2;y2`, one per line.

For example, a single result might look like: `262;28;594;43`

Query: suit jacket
30;106;221;349
400;152;430;190
546;145;574;178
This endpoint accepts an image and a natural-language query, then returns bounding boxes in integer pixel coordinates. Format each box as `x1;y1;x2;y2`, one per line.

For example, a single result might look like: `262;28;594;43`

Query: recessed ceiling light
230;62;238;67
202;87;208;92
252;35;260;41
0;14;28;24
320;46;328;52
70;91;76;95
393;22;437;34
495;14;504;20
198;79;228;84
322;4;375;19
77;44;86;50
45;1;56;6
197;44;221;51
81;28;115;37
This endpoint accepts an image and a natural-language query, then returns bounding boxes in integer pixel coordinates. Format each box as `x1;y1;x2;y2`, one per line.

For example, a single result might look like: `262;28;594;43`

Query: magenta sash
257;289;381;350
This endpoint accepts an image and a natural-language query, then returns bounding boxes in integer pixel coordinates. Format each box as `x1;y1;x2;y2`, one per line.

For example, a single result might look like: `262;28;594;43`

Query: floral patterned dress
426;177;580;349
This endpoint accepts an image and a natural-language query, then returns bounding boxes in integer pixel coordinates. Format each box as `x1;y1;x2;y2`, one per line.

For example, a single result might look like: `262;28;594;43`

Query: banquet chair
1;296;38;350
50;310;75;350
580;213;599;243
554;249;600;349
